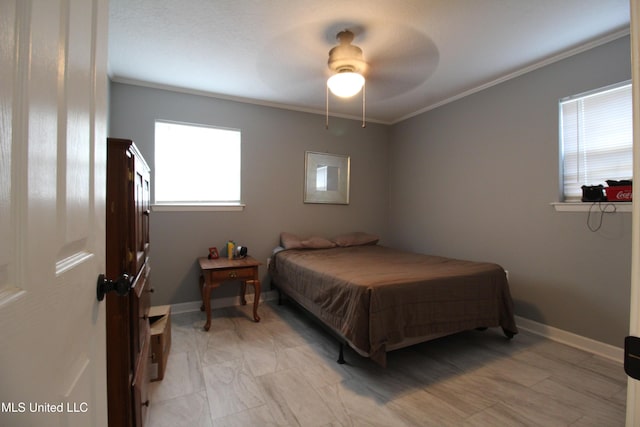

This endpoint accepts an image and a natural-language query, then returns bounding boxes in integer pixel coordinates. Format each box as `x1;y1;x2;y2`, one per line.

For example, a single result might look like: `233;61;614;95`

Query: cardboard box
605;185;632;202
149;305;171;381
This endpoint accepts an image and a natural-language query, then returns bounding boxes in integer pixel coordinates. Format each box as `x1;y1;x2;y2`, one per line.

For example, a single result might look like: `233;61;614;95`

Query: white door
0;1;109;426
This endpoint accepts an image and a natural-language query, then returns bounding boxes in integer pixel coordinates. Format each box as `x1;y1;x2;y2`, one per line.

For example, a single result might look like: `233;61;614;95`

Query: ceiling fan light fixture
327;71;365;98
325;29;367;129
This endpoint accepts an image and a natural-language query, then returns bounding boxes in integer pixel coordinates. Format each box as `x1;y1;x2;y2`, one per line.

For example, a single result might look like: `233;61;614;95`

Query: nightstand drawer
209;267;256;282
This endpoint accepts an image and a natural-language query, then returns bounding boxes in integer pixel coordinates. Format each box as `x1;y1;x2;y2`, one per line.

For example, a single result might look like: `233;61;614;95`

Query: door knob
96;273;131;301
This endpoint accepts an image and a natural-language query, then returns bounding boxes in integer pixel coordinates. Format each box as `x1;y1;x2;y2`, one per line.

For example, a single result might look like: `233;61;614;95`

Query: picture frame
304;151;350;204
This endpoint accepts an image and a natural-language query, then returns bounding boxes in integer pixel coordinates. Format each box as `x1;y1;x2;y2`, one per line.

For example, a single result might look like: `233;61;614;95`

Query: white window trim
551;202;632;213
154;120;242;208
558;80;632;202
152;203;245;212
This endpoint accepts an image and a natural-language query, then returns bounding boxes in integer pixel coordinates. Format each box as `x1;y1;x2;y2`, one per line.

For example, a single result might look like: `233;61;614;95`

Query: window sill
551;202;633;213
152;203;245;212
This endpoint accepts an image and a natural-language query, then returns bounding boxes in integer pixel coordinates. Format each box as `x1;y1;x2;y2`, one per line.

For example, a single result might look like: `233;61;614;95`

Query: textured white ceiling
108;0;630;124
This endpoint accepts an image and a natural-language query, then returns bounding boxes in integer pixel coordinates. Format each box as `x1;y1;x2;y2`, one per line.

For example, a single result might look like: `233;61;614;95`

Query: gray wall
109;83;390;305
388;36;632;348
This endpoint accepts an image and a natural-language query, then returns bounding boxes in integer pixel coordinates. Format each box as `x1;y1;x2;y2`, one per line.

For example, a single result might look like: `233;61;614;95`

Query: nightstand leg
202;284;213;331
199;275;205;312
251;280;261;322
240;281;247;305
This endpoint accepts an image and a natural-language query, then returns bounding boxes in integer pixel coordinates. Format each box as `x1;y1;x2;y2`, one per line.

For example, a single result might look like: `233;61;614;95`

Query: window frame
557;80;633;208
152;120;244;212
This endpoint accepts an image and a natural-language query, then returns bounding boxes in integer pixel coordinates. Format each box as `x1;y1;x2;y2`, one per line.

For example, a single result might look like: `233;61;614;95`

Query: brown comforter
270;245;518;366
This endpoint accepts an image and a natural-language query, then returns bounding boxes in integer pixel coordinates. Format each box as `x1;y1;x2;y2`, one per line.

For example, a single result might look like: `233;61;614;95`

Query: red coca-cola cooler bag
605;180;632;202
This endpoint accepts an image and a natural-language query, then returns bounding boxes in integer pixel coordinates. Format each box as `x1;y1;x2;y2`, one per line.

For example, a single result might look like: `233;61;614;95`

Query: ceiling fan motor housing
328;30;367;75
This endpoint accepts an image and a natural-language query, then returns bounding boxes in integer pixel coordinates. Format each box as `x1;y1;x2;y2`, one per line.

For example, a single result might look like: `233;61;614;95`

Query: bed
269;232;518;366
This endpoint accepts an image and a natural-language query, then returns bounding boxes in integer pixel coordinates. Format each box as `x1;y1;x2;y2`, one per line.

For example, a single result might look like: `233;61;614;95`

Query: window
560;81;632;201
154;121;241;206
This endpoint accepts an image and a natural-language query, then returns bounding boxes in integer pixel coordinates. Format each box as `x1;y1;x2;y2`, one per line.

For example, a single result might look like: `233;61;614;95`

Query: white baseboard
169;290;278;315
167;298;623;364
515;315;623;364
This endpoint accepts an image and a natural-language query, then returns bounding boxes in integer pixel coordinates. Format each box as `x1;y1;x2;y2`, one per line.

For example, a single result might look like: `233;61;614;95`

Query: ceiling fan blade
363;26;439;100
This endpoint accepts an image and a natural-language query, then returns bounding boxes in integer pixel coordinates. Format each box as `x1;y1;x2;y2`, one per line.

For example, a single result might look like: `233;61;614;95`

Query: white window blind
154;121;241;205
560;81;632;201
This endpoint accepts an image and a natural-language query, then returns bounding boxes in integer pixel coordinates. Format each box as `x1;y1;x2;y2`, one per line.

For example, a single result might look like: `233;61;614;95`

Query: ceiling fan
327;30;368;97
325;29;367;128
255;22;438;124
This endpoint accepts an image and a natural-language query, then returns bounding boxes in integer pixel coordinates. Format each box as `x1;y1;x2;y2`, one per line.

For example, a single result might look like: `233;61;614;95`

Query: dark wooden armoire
105;137;152;426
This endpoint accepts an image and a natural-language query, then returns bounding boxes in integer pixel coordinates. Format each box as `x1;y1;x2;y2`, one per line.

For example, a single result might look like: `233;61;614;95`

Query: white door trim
627;0;640;425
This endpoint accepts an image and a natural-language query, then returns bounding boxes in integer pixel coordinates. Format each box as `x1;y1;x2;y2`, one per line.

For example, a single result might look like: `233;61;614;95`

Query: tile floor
147;300;627;426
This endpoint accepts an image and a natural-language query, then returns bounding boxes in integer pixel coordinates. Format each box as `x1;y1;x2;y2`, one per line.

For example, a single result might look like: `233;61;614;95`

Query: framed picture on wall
304;151;350;204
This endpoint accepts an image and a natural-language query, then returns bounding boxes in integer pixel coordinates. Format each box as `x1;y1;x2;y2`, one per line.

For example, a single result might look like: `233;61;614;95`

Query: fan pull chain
325;85;329;129
362;82;366;128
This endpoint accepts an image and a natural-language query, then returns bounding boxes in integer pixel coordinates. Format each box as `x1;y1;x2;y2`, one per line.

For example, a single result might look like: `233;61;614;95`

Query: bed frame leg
337;342;346;364
503;328;516;339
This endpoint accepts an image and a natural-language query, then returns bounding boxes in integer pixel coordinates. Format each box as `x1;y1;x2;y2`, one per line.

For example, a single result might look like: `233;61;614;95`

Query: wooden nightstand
198;256;262;331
